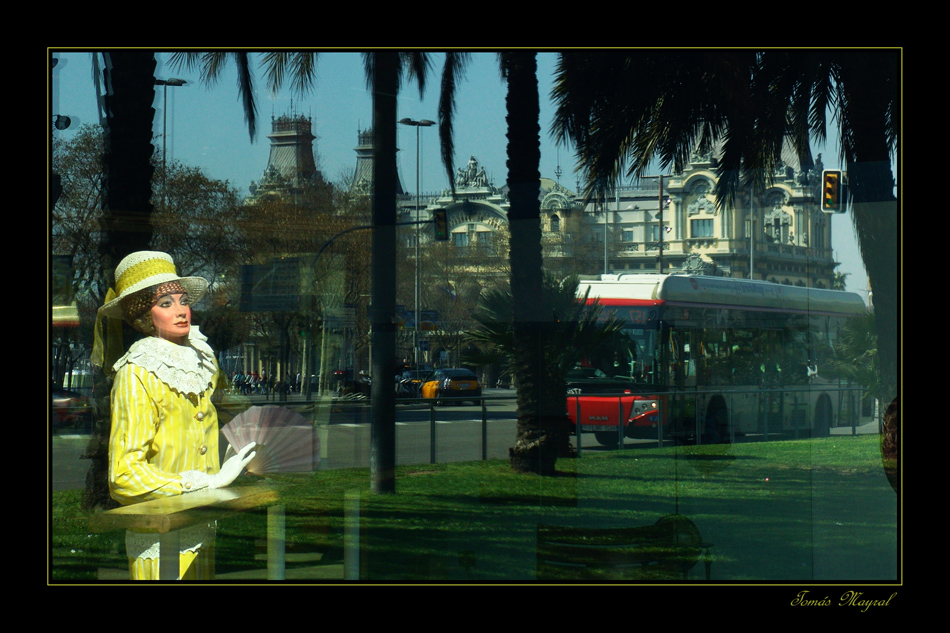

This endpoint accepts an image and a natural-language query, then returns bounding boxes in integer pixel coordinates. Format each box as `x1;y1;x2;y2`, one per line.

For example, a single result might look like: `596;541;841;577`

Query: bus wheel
594;432;620;448
813;395;832;438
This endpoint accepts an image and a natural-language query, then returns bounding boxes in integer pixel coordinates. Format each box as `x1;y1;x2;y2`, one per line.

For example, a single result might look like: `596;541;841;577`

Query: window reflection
50;50;898;585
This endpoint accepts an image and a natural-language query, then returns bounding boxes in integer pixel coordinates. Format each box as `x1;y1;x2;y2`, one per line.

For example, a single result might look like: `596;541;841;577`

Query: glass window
51;50;898;588
691;218;714;238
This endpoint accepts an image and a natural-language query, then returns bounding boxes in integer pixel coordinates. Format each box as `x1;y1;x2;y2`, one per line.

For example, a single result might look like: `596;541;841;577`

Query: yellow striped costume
109;327;221;580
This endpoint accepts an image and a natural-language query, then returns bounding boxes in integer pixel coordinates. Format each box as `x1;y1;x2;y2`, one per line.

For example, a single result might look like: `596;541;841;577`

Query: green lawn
49;435;898;583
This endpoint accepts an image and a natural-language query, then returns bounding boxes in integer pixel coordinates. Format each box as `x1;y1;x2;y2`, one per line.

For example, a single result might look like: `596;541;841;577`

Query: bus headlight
633;400;658;416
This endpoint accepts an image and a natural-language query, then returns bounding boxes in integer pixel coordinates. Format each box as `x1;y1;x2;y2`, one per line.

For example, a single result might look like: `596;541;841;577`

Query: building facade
238;124;842;377
402;151;838;289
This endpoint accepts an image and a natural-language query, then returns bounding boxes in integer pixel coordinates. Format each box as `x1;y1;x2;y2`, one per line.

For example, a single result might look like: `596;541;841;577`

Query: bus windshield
581;308;661;387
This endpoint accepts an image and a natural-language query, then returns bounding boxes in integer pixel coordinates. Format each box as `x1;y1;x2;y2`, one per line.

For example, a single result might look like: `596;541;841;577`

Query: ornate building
239;126;842;374
398;151;838;289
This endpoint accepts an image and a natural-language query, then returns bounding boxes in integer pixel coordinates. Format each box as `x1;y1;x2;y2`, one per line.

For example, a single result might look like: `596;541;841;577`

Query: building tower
349;127;405;197
247;113;325;204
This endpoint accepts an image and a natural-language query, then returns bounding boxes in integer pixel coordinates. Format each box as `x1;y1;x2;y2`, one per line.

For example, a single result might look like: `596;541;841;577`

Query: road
50;389;522;491
50;388;878;491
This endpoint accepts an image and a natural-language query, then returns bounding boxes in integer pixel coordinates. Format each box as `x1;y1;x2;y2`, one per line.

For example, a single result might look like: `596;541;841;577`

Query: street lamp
154;78;187;209
399;117;435;368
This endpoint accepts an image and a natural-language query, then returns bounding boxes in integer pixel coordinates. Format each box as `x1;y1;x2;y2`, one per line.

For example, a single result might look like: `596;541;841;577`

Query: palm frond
438;52;470;194
464;274;623;380
261;52;318;95
169;52;258;141
400;52;432;98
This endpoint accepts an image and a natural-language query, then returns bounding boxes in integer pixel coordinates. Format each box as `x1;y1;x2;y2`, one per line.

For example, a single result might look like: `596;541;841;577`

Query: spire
350;127;405;196
247;113;324;203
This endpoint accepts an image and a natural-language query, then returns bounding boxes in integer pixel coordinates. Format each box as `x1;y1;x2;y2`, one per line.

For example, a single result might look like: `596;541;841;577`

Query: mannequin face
151;293;191;344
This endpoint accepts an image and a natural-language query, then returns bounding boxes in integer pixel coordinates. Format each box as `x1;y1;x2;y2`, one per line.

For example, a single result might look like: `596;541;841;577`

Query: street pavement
51;388;520;492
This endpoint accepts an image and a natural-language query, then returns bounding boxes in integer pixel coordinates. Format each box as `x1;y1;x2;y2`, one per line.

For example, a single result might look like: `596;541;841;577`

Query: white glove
211;442;257;489
179;442;257;493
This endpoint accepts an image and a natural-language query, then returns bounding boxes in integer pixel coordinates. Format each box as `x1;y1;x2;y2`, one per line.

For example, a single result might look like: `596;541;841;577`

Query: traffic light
432;208;449;241
821;170;843;213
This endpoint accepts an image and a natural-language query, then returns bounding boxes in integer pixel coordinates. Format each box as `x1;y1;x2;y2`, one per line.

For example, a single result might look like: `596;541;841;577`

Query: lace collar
113;326;217;396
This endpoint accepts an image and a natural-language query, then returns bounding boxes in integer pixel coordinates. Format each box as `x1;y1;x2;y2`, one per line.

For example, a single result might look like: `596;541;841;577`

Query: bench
88;485;283;580
537;514;713;581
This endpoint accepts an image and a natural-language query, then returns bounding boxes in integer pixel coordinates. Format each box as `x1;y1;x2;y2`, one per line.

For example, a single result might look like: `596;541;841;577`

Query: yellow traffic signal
822;170;843;213
432;208;449;241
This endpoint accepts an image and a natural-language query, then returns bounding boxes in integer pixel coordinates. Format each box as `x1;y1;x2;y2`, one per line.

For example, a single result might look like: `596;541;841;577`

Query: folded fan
221;405;319;474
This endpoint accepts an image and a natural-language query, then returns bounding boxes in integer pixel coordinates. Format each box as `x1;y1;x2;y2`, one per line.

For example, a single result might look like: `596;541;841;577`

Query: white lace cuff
179;470;211;493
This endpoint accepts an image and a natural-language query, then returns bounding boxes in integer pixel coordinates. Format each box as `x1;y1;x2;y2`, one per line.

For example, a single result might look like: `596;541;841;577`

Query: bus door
665;324;701;440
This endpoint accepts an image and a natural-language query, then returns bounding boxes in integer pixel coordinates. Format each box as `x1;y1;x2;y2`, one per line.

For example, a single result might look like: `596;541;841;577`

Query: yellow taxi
420;368;482;405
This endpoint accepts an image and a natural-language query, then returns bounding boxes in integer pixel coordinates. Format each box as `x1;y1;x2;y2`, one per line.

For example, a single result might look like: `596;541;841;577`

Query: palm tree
171;51;452;493
496;51;556;474
551;49;899;410
82;50;159;510
176;51;567;475
465;274;624;464
824;311;879;402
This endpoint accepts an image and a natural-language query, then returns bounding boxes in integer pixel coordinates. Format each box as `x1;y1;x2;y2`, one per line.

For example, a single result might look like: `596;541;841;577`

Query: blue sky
51;50;870;300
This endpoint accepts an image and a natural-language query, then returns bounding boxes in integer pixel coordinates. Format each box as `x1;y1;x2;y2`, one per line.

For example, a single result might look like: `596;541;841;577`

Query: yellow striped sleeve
109;364;185;504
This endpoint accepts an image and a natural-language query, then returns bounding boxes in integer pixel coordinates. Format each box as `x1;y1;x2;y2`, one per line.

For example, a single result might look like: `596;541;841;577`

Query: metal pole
575;396;582;456
618;395;624;449
749;195;755;279
603;190;608;274
658;175;664;274
481;399;488;461
430;401;437;464
414;124;420;367
154;78;186;211
399;118;434;368
162;83;167;209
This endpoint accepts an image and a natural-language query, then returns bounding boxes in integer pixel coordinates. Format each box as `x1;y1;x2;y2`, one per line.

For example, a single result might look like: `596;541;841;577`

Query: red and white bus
567;274;870;446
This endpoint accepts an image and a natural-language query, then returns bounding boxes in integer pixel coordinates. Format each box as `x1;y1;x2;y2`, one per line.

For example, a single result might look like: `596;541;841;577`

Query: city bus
567;274;870;446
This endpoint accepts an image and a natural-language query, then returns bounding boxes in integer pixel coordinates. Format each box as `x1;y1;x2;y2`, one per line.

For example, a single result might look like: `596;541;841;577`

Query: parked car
51;387;92;430
420;368;482;405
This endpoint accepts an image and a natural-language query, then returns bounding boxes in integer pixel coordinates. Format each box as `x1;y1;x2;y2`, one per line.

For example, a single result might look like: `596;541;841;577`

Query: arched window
550;214;560;233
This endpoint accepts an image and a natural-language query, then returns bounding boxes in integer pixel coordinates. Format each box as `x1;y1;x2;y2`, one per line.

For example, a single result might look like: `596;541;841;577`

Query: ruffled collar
113;326;217;396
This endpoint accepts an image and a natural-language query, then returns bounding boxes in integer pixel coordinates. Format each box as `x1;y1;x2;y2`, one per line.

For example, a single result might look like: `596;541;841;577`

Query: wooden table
89;485;284;580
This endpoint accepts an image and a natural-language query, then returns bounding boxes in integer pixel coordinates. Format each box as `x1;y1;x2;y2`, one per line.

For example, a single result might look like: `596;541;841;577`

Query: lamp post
399;117;435;368
154;78;187;210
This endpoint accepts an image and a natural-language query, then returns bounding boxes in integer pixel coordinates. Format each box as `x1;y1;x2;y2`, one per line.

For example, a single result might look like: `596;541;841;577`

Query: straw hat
98;251;208;320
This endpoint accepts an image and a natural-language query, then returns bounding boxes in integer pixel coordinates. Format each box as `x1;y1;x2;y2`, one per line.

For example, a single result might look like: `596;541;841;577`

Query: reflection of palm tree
832;271;850;291
499;52;562;474
824;311;879;401
552;50;898;405
171;51;466;492
465;275;623;466
85;50;159;510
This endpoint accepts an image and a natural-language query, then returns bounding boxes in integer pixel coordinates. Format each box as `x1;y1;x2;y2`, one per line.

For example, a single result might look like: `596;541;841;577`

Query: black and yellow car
420;368;482;405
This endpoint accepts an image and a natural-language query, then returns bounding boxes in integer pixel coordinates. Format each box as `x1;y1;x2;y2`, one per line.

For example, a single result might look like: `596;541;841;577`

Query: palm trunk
369;52;398;493
837;51;899;490
83;51;157;511
503;52;560;475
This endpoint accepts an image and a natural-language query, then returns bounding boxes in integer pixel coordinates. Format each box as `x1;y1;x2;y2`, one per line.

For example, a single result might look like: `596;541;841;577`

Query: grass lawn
49;434;898;583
